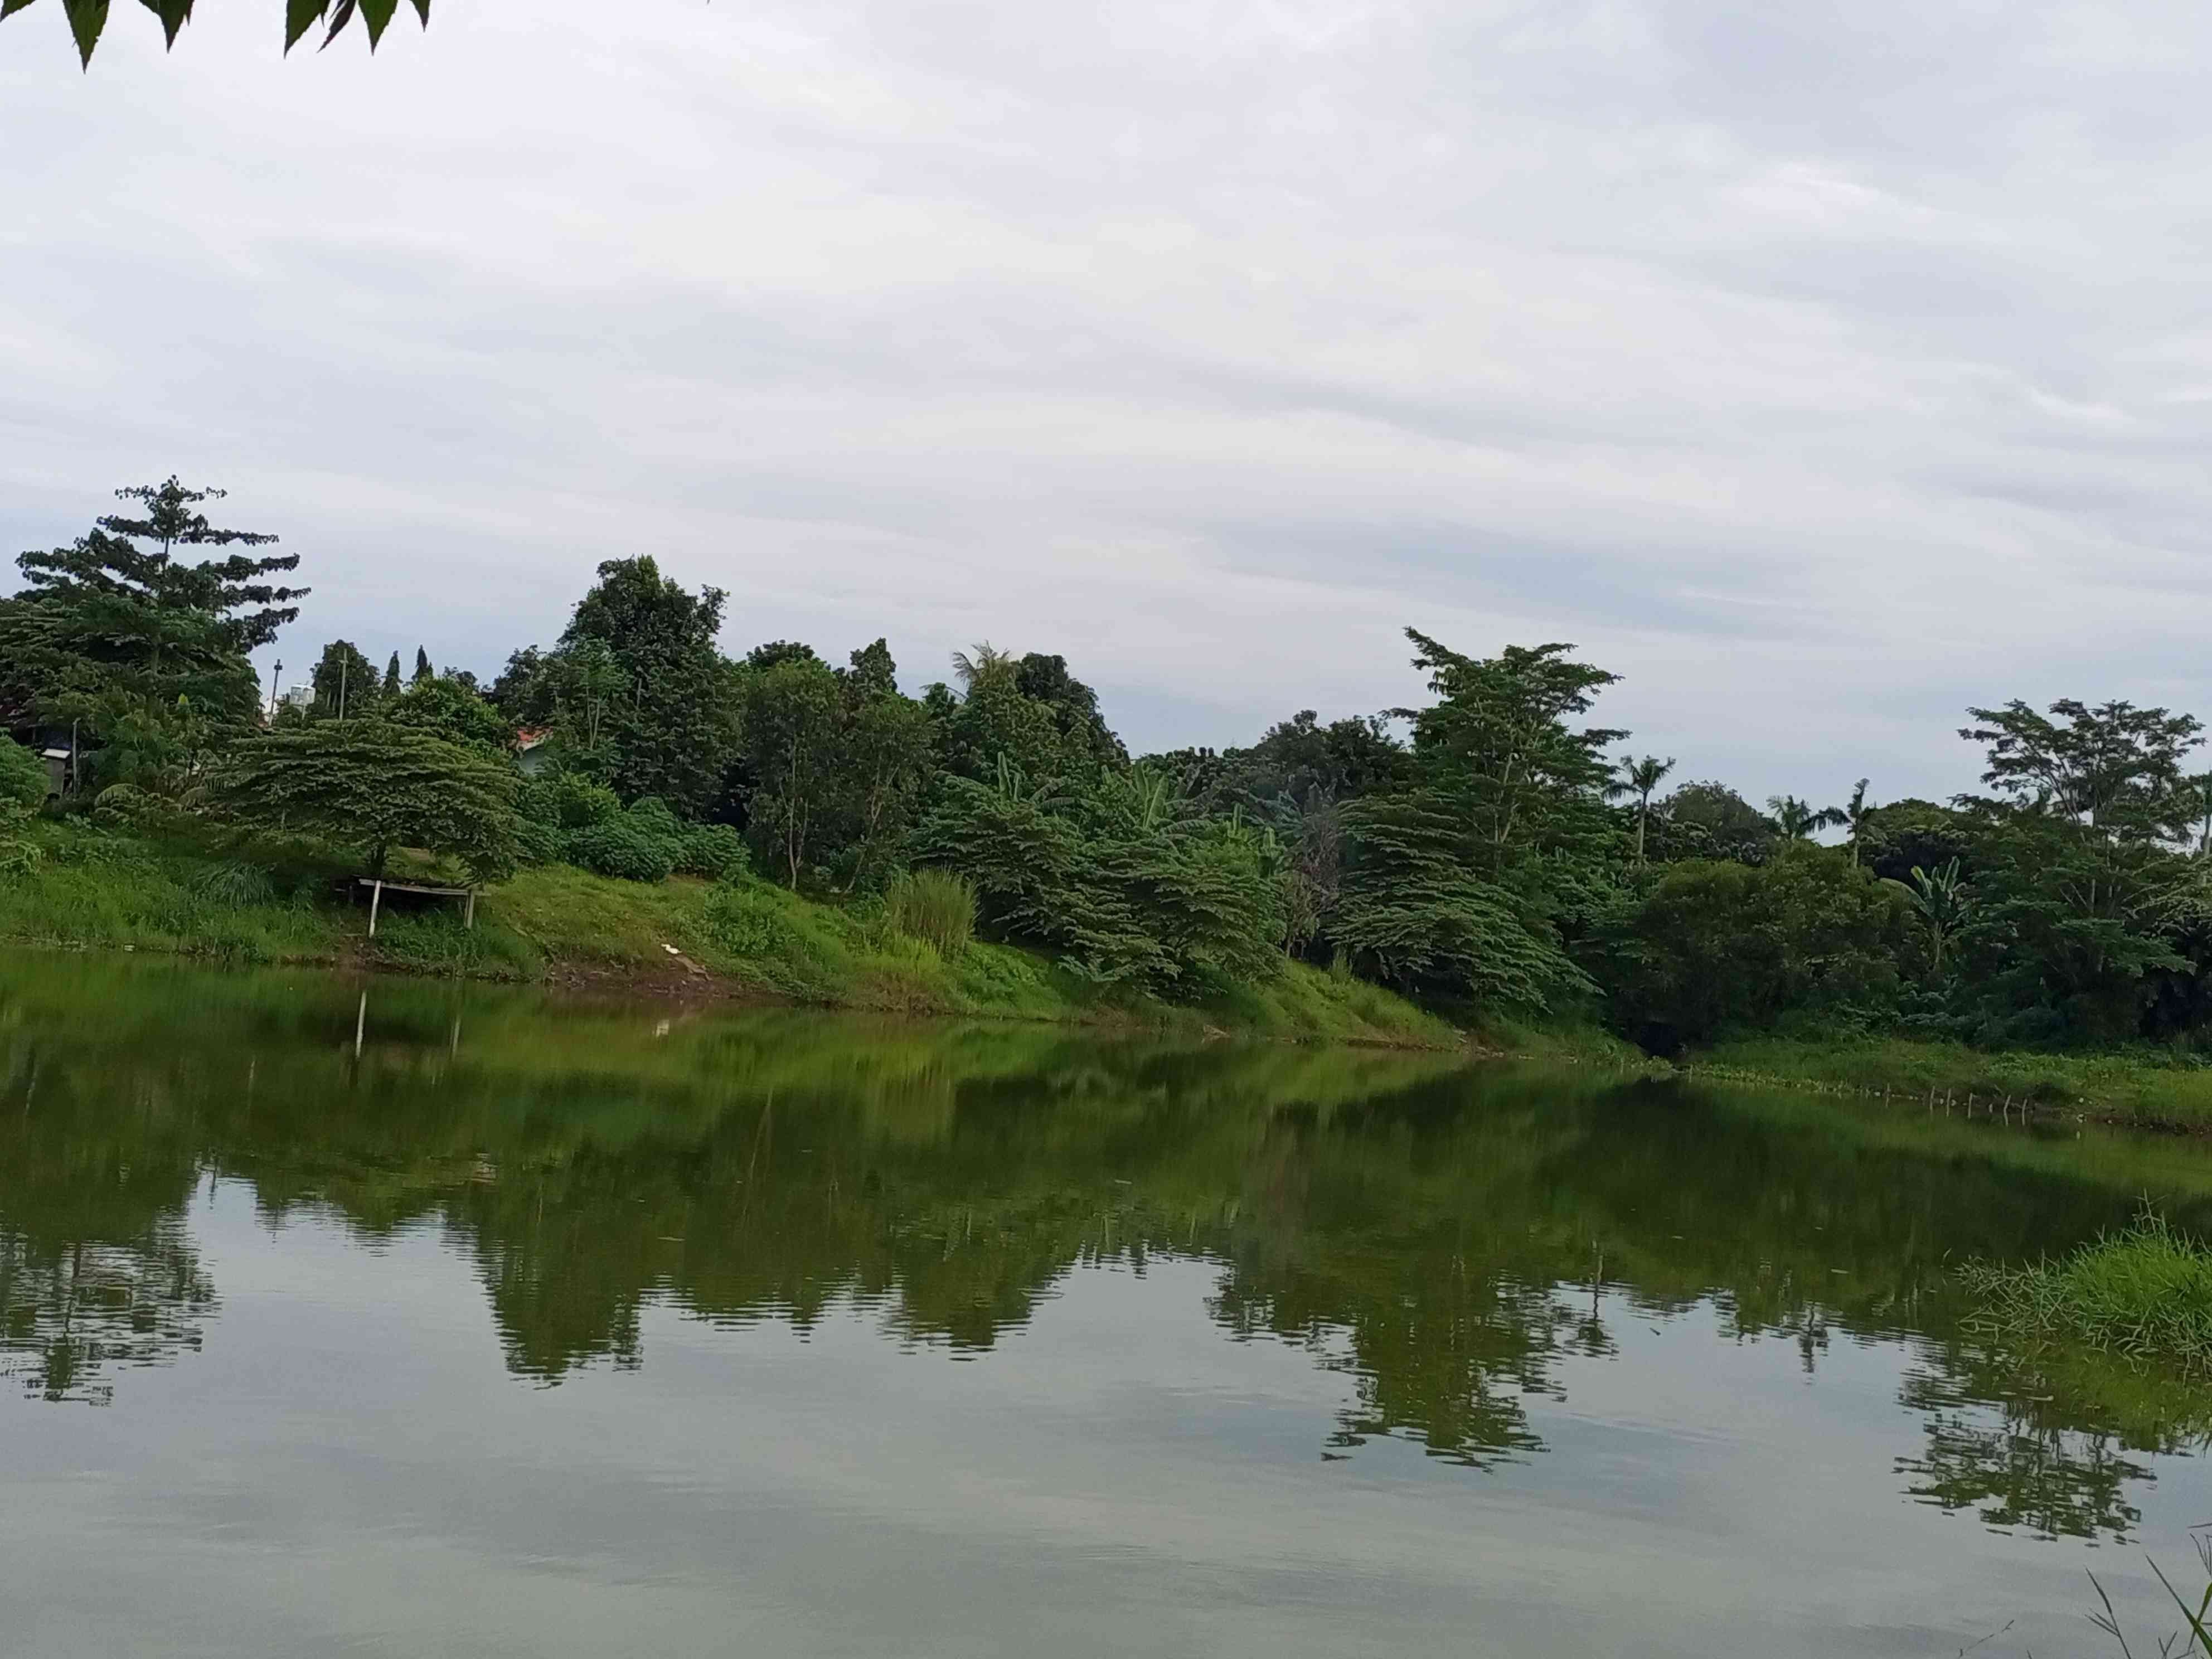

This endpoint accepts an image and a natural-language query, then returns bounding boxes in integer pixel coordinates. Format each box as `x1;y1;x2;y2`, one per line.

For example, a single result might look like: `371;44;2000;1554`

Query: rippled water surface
8;953;2212;1656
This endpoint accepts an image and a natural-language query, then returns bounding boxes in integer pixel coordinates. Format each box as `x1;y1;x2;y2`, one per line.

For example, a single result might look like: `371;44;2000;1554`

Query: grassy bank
0;821;1457;1046
1684;1033;2212;1131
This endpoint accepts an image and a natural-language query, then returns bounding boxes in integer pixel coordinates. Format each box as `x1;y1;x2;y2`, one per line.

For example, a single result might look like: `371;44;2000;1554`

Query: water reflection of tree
1894;1341;2212;1542
0;1224;217;1405
0;1031;217;1405
8;954;2212;1537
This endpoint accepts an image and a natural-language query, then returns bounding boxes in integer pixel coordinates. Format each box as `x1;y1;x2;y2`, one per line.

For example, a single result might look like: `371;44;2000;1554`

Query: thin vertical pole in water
465;889;476;932
367;880;383;939
355;991;366;1060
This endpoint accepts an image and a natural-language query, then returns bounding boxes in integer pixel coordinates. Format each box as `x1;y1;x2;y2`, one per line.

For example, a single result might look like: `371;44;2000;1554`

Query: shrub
883;868;977;959
189;860;278;909
909;771;1282;992
1604;846;1912;1047
515;815;567;867
517;770;620;831
675;823;748;880
0;736;47;816
565;812;678;883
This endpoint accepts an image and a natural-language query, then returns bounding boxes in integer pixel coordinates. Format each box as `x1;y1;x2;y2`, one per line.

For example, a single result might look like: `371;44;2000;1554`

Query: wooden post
368;879;384;939
465;889;477;931
355;991;366;1060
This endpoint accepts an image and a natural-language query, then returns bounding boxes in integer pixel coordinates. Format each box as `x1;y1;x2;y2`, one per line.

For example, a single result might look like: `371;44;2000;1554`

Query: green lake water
8;954;2212;1656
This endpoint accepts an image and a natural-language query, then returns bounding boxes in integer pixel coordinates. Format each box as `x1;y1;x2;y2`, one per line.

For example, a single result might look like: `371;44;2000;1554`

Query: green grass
1958;1211;2212;1376
0;821;1456;1046
1687;1033;2212;1129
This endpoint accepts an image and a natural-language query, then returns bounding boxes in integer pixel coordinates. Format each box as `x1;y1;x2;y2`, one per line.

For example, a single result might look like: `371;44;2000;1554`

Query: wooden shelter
353;877;478;937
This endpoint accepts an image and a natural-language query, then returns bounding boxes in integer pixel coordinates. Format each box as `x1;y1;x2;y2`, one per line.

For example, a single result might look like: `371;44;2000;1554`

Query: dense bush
566;809;680;883
910;769;1282;992
517;770;621;832
0;735;48;816
1605;847;1912;1049
675;823;748;880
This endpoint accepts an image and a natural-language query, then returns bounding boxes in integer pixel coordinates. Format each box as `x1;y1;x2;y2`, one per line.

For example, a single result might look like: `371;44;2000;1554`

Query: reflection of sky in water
6;1182;2209;1658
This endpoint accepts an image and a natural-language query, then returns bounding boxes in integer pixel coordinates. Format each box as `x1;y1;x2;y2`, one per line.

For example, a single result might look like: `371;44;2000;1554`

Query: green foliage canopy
214;721;520;882
0;736;48;816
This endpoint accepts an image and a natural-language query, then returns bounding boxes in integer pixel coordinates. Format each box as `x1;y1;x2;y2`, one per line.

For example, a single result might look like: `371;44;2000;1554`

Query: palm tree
1617;754;1676;866
951;643;1017;695
1885;858;1971;975
1842;778;1873;866
1768;794;1847;841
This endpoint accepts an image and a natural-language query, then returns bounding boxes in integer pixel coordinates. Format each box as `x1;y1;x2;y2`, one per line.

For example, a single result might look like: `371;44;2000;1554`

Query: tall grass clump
1958;1209;2212;1376
882;869;977;960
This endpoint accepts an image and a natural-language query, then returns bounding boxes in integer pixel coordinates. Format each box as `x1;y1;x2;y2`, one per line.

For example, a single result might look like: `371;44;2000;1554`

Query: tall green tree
1617;755;1676;866
1398;630;1626;876
382;652;402;698
559;557;740;818
309;640;379;721
412;647;434;686
739;654;846;887
1842;779;1874;866
835;642;934;889
1960;699;2202;844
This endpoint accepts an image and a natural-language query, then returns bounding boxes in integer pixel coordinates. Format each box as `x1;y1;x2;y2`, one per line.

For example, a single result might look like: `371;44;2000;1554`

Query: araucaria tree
0;479;297;790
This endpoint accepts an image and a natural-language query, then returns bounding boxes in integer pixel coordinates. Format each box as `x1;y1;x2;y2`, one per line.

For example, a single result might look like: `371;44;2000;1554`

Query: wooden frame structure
356;877;477;937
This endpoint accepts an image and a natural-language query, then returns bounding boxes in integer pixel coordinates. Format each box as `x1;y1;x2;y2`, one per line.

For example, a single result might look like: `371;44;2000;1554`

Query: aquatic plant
1958;1211;2212;1376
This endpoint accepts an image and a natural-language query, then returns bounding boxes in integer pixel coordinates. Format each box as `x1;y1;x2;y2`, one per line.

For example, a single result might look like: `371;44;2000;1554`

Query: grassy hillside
0;822;1458;1046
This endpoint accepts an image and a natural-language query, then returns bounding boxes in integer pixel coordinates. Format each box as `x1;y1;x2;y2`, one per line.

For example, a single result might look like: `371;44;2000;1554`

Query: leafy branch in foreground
2;0;430;69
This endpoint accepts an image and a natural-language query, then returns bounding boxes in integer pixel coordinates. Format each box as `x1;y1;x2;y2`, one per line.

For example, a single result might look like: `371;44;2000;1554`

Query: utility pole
269;659;283;722
339;656;349;722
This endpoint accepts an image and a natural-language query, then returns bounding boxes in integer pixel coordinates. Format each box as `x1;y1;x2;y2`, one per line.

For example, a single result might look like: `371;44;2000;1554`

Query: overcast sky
4;0;2210;803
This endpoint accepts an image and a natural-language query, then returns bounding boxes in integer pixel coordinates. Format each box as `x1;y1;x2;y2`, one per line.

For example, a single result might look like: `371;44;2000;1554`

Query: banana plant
1884;858;1971;975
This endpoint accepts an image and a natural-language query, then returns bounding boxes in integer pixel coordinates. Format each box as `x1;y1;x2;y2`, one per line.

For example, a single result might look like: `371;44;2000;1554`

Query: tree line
10;478;2212;1050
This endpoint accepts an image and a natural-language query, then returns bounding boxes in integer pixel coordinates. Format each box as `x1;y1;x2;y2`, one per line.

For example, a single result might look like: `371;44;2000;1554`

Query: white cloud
6;0;2212;805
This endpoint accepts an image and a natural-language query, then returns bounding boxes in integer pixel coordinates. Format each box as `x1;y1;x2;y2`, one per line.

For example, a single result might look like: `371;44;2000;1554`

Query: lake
5;953;2212;1657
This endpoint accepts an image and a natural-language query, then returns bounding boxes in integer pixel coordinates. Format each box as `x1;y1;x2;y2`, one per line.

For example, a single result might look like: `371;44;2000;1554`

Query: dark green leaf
283;0;322;52
61;0;106;66
0;0;42;22
357;0;392;47
134;0;188;46
408;0;427;21
318;0;352;50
